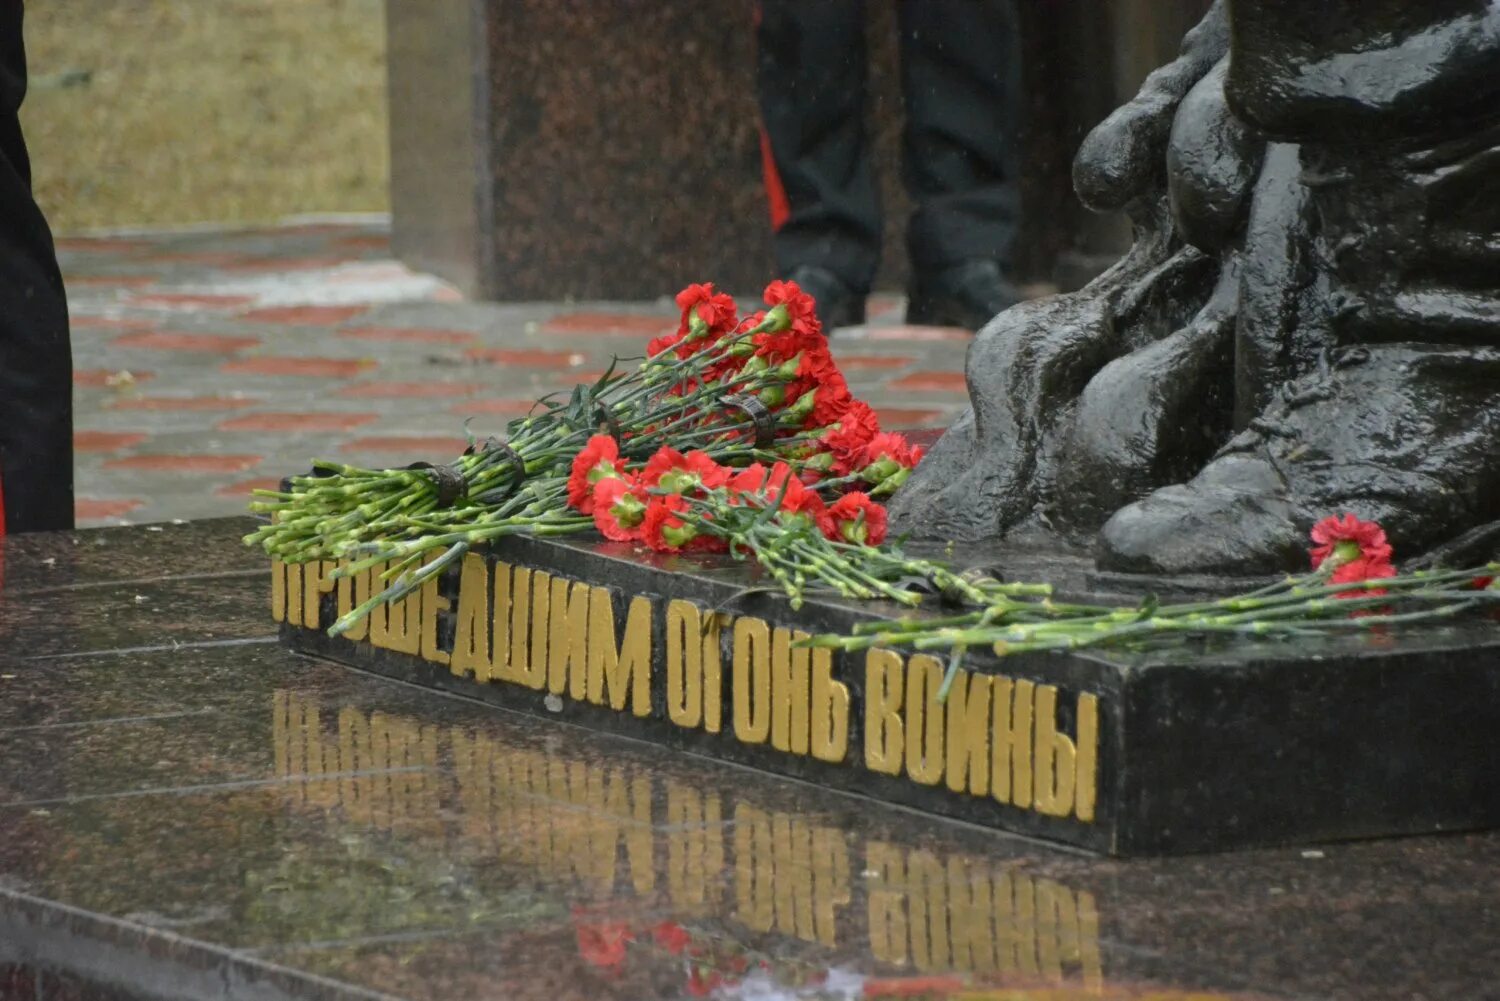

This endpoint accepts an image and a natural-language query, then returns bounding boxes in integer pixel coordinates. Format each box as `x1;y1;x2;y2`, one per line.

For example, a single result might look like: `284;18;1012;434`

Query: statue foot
1097;344;1500;575
1095;455;1304;575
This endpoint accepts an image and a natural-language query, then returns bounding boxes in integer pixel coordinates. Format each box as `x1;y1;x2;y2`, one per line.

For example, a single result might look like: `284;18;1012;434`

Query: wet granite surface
1;519;1497;1000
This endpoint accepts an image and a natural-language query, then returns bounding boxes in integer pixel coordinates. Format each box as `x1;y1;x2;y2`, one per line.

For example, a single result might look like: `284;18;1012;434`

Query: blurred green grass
20;0;389;232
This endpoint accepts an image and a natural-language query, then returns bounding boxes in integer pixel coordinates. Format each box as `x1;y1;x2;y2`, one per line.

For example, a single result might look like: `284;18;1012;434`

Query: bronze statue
890;0;1500;576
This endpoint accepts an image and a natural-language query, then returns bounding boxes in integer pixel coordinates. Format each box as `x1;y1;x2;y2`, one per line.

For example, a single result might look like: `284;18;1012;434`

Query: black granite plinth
276;533;1500;857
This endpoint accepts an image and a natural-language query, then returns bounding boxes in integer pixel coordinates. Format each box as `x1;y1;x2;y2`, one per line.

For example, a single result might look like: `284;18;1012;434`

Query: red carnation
862;432;922;469
567;435;625;514
1309;514;1393;571
728;463;770;496
641;494;726;553
762;279;821;338
1309;514;1397;599
642;494;694;551
641;446;731;495
804;380;854;429
592;476;647;542
685;969;725;998
751;461;827;528
774;343;852;424
814;399;881;473
674;283;739;349
857;431;926;495
573;912;634;974
1328;556;1397;599
651;921;694;956
825;492;888;545
646;331;683;358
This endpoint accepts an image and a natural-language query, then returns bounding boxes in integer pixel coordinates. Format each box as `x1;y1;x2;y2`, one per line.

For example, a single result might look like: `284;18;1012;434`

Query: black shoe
907;259;1021;331
784;265;866;331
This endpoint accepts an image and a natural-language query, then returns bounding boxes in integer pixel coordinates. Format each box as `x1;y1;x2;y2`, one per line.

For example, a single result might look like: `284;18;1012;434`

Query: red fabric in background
758;122;792;231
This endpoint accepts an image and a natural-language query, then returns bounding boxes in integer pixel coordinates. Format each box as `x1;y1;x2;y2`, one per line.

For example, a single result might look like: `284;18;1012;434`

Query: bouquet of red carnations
245;281;1003;635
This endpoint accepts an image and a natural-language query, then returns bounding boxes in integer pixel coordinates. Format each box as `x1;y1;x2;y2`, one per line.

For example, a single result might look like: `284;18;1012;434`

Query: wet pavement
2;519;1497;1000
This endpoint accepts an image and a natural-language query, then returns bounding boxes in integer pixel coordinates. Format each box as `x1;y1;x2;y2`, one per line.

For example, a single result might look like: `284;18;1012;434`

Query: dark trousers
0;1;72;533
756;0;1021;293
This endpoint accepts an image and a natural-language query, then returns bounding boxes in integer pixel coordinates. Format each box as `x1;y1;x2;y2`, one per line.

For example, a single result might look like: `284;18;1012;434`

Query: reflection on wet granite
1;521;1498;1000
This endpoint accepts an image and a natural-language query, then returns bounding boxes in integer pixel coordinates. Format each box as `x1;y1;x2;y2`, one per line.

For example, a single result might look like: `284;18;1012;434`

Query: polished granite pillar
1;519;1498;1000
388;0;1212;300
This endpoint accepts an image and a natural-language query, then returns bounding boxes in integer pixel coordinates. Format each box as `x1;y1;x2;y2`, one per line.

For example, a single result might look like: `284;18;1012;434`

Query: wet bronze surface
893;1;1500;576
1;520;1496;1000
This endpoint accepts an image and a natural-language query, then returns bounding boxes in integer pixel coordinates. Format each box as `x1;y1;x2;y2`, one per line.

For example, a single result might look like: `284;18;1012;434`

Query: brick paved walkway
62;217;972;526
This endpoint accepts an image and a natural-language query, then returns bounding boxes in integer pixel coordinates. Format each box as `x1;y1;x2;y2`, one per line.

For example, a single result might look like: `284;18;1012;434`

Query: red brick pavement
216;412;379;433
74;498;145;520
340;326;477;345
240;304;368;325
541;312;674;336
464;347;587;368
104;455;264;473
75;369;155;387
112;331;261;353
221;358;377;378
74;431;148;453
337;381;485;398
450;399;543;417
888;371;969;392
107;395;259;411
128;292;256;309
214;477;286;498
340;435;471;457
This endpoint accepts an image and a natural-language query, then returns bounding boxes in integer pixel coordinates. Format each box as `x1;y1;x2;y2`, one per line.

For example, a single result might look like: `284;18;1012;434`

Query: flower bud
784;389;817;422
775;354;802;380
801;451;835;473
839;519;869;545
686;310;711;340
588;463;624;486
860;457;902;484
609;492;647;528
759;384;786;408
761;303;791;333
661;521;699;548
1328;540;1363;569
658;470;701;494
869;467;911;497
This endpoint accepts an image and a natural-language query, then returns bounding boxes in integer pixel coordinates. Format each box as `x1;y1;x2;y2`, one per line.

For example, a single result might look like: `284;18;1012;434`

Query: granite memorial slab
274;531;1500;857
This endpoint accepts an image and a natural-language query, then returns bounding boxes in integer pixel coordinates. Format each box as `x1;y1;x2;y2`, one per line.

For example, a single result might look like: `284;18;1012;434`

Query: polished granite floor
0;520;1496;1001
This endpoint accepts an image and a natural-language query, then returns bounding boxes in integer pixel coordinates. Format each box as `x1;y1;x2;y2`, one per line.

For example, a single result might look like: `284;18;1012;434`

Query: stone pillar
386;0;491;298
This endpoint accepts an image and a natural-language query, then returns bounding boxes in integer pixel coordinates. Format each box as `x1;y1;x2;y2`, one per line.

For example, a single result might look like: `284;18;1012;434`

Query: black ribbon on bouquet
405;460;468;507
465;436;528;482
594;406;624;440
720;393;776;449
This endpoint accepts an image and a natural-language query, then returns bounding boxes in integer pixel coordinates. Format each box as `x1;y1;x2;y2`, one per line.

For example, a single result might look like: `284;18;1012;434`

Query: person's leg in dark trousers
898;0;1023;328
756;1;878;325
0;1;72;533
